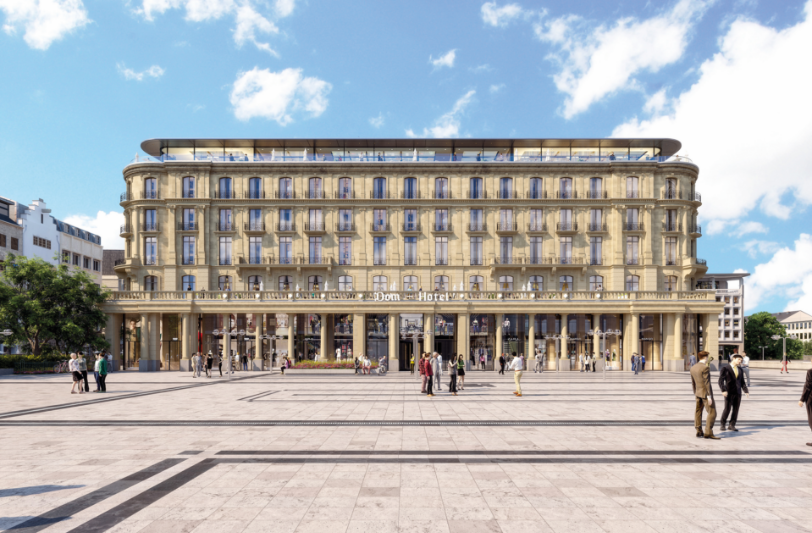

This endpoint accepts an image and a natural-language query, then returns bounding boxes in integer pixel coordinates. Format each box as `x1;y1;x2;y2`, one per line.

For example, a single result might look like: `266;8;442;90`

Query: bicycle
54;360;69;373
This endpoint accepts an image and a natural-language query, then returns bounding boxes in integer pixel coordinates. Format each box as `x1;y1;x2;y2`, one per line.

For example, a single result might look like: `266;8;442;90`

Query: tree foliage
0;254;110;355
744;311;804;360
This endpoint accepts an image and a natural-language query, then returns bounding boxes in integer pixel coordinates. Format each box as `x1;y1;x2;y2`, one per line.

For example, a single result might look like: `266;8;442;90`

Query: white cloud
430;49;456;69
136;0;287;55
744;234;812;312
732;221;768;238
406;90;476;138
535;0;708;118
369;113;384;128
63;211;125;250
0;0;90;50
489;83;505;93
613;2;812;230
741;240;781;259
230;67;331;124
643;89;667;115
117;63;165;81
481;2;524;27
469;64;492;73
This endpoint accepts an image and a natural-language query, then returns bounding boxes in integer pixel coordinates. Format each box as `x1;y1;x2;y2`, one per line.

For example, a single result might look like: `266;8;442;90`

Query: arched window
403;177;417;199
279;275;293;291
144;275;158;291
469;275;484;291
559;275;573;291
665;275;677;292
373;177;386;199
182;275;195;291
529;275;543;291
218;177;232;199
218;275;232;291
373;276;388;291
435;177;448;199
182;176;195;199
279;177;292;199
529;177;542;199
338;177;352;199
589;177;602;199
499;177;513;199
589;275;603;291
144;177;157;199
469;177;483;199
434;275;449;291
626;275;640;292
248;177;262;199
403;275;418;291
248;275;262;291
499;275;514;291
308;275;323;291
308;177;322;199
338;275;353;291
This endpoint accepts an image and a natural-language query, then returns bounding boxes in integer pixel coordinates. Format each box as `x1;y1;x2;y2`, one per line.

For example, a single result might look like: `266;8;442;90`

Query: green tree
0;254;109;355
744;311;803;360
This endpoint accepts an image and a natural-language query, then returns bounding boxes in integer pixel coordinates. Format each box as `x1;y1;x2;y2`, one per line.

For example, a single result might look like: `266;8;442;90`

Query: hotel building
103;138;722;372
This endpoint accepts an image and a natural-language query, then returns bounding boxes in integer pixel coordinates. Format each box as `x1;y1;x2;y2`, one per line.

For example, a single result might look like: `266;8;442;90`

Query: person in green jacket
97;353;108;392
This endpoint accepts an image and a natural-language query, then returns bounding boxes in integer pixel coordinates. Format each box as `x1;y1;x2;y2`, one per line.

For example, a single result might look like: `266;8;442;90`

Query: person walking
93;353;103;392
456;353;465;390
691;351;719;440
206;351;213;378
77;353;90;392
69;353;84;394
584;354;591;374
280;356;286;375
192;352;202;378
719;353;749;432
426;353;435;397
741;352;751;387
435;353;443;391
97;352;108;392
216;352;223;377
799;365;812;447
579;353;585;372
509;349;524;396
781;352;789;374
420;353;428;393
448;355;458;396
641;354;646;371
410;354;415;374
499;353;506;375
632;353;638;375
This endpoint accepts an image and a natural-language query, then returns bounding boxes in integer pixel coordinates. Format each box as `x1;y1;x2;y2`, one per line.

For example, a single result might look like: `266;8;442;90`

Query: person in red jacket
419;353;428;393
425;353;435;397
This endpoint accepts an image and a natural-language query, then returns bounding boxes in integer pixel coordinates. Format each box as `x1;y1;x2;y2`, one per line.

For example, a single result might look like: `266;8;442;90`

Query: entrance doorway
399;340;423;372
434;339;455;361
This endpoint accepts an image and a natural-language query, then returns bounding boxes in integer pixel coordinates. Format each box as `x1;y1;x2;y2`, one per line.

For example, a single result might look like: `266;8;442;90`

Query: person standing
479;353;485;370
781;352;789;374
93;353;102;392
456;354;465;390
691;351;719;439
69;353;83;395
579;353;584;372
509;349;524;396
192;352;201;378
719;353;749;432
632;353;638;375
448;355;458;396
97;352;108;392
499;353;506;375
435;353;443;391
426;353;435;397
78;353;89;392
641;354;646;371
689;353;697;368
206;351;213;378
216;352;223;377
420;354;428;393
799;366;812;447
354;357;360;375
741;352;751;387
410;354;415;374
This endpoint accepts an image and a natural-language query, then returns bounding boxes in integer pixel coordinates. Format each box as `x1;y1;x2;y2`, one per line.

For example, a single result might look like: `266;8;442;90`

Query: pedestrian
364;355;371;375
689;353;697;367
741;352;751;387
641;354;646;371
69;353;84;394
242;353;248;371
217;352;223;376
206;351;213;378
97;352;108;392
584;354;591;374
480;353;485;370
280;356;286;375
420;353;428;393
410;354;415;374
719;353;749;432
435;353;443;391
93;353;102;392
78;352;89;392
781;352;789;374
632;353;638;375
448;355;458;396
509;349;524;397
192;352;202;378
690;351;719;439
799;365;812;447
456;353;466;390
499;353;506;375
354;357;360;374
579;353;584;372
426;353;435;397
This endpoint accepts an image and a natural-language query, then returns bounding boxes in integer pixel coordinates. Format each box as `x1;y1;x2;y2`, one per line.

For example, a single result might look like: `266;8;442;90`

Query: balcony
143;222;160;232
211;190;233;199
665;259;678;266
496;190;516;199
181;256;196;266
433;191;452;200
551;256;583;265
178;221;197;231
691;192;702;202
662;190;681;200
141;190;159;200
431;224;453;234
695;257;707;265
120;192;132;203
244;222;266;233
626;258;640;265
120;224;132;236
527;223;547;234
369;191;390;199
491;256;523;266
305;190;325;199
526;256;546;265
275;223;296;233
336;222;355;233
304;222;326;234
467;190;488;199
663;223;682;233
336;190;355;200
623;222;644;231
215;223;235;233
590;257;604;265
274;191;295;199
586;223;607;232
144;256;158;266
527;190;547;200
690;225;702;236
400;190;422;199
243;190;265;199
626;191;640;199
219;257;232;266
237;255;265;265
586;191;607;199
557;190;577;199
467;223;488;233
556;222;578;233
434;257;449;266
369;223;390;233
402;223;421;234
496;222;518;234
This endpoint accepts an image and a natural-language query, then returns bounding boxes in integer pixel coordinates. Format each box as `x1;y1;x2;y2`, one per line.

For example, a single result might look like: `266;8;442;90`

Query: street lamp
588;329;622;380
758;345;768;361
771;333;798;362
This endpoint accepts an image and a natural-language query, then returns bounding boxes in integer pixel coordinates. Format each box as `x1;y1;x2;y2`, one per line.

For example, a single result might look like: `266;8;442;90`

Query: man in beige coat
691;351;719;439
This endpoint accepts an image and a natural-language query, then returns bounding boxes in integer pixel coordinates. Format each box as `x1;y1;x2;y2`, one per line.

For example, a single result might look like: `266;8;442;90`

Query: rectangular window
530;209;543;231
626;176;639;198
470;237;483;265
62;251;70;263
182;177;195;199
339;236;351;265
249;236;262;264
10;237;17;251
627;236;639;264
404;177;417;199
83;256;90;269
374;237;386;265
589;209;602;230
0;234;4;247
309;209;323;231
404;237;417;265
279;237;292;264
559;209;573;230
73;253;80;265
373;209;386;231
249;209;262;231
183;236;195;264
500;209;513;230
665;209;678;231
338;209;352;231
435;209;448;231
145;237;157;265
338;177;352;199
529;237;543;264
219;237;232;265
435;237;448;265
470;209;483;231
590;237;602;265
219;209;232;231
182;208;195;230
279;209;292;231
309;236;322;263
665;237;677;265
560;237;572;263
404;209;417;231
279;178;292;199
626;208;639;230
470;177;483;199
500;236;513;263
144;209;157;231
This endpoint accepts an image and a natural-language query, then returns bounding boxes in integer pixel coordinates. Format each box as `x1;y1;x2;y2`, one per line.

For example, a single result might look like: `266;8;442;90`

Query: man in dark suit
691;351;719;439
799;367;812;447
718;353;749;431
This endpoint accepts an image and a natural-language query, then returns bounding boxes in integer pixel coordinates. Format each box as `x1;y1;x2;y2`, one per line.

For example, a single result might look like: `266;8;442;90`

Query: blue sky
1;0;811;314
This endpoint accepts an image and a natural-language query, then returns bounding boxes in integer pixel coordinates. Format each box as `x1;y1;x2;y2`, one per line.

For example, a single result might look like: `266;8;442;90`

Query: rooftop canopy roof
141;138;682;157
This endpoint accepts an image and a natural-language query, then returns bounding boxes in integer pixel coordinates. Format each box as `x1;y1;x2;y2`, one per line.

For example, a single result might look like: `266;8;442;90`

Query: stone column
527;314;535;359
388;313;399;371
139;312;150;371
105;313;121;372
592;313;600;359
223;313;232;373
457;313;469;362
424;313;434;357
353;313;365;360
288;314;296;361
560;315;569;371
705;312;720;361
494;313;502;372
180;313;192;371
628;312;639;372
253;313;264;371
197;206;206;265
149;313;160;371
674;312;684;371
321;313;330;364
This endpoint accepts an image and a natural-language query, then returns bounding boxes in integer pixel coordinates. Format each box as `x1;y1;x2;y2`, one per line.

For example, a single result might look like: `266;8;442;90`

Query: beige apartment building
103;138;721;372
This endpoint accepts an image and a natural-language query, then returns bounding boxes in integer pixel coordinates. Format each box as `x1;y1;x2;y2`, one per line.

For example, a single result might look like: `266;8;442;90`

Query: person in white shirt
435;354;443;391
192;352;202;378
69;353;84;394
508;352;524;396
579;353;585;372
741;352;751;387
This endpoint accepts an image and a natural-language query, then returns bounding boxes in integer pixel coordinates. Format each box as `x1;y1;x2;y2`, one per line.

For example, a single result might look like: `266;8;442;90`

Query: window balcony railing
663;222;682;232
275;190;295;199
527;256;544;265
435;257;449;266
587;223;606;232
663;190;681;200
244;222;265;232
557;190;577;199
691;192;702;202
144;222;159;232
178;221;196;231
182;256;196;265
305;222;325;232
468;222;487;232
212;190;233;199
586;191;607;199
626;258;639;265
141;190;159;200
553;256;581;265
373;258;386;266
403;257;419;266
665;259;677;266
218;223;234;231
402;223;421;232
305;189;324;199
626;191;640;199
370;223;390;232
496;190;515;200
336;222;355;232
114;258;127;267
695;257;707;265
470;257;483;266
527;190;547;199
497;222;518;232
144;256;157;266
182;192;195;199
219;257;232;266
527;223;547;232
120;224;132;235
244;190;265;199
467;190;487;199
434;191;452;199
433;224;451;232
493;256;522;265
590;257;603;265
556;222;577;231
370;191;390;199
276;223;295;232
690;225;702;235
120;192;132;203
336;190;355;199
623;222;643;231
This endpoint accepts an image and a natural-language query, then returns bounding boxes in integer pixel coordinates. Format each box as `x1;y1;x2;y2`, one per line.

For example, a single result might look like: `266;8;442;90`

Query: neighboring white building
697;273;749;355
16;199;59;264
772;311;812;341
56;219;103;285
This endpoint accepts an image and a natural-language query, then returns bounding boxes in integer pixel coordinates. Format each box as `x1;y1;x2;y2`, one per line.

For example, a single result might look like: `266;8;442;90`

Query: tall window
182;208;195;230
499;209;513;230
626;176;639;198
279;178;292;199
279;209;292;231
144;178;157;199
309;209;323;231
559;275;573;291
279;237;292;264
470;275;484;291
249;236;262;264
589;275;603;291
590;237;602;265
218;275;232;291
144;209;157;231
144;237;157;265
248;177;262;199
435;177;449;199
339;236;351;265
373;209;386;231
309;177;322;199
499;275;513;291
434;275;449;290
529;276;543;291
626;208;639;230
665;275;677;291
309;237;322;263
219;237;232;265
219;177;232;199
665;209;678;231
182;275;195;291
278;275;293;291
559;177;573;198
589;177;602;198
404;237;417;265
470;237;483;265
404;209;417;231
559;237;572;263
559;209;573;230
529;177;543;199
529;237;543;264
435;237;448;265
499;177;513;199
666;178;677;199
403;275;418;291
308;275;323;291
665;237;677;265
374;237;386;265
404;177;417;199
500;237;513;262
219;209;232;231
626;236;639;265
247;209;262;231
373;276;387;291
182;176;195;198
435;209;448;231
183;236;195;265
470;177;483;199
338;177;352;199
530;209;543;231
373;177;386;199
338;276;353;291
144;275;158;291
470;209;483;231
626;275;640;292
338;209;352;231
589;209;602;230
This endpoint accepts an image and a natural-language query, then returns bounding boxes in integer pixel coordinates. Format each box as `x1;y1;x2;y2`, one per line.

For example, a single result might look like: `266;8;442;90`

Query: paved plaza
1;368;811;533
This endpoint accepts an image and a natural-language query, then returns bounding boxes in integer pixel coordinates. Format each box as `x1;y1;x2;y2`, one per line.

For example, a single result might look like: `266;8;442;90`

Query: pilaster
494;313;502;371
388;313;398;371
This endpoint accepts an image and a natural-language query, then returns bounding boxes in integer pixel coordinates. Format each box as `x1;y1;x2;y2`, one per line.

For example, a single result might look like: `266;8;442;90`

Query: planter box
748;360;812;370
